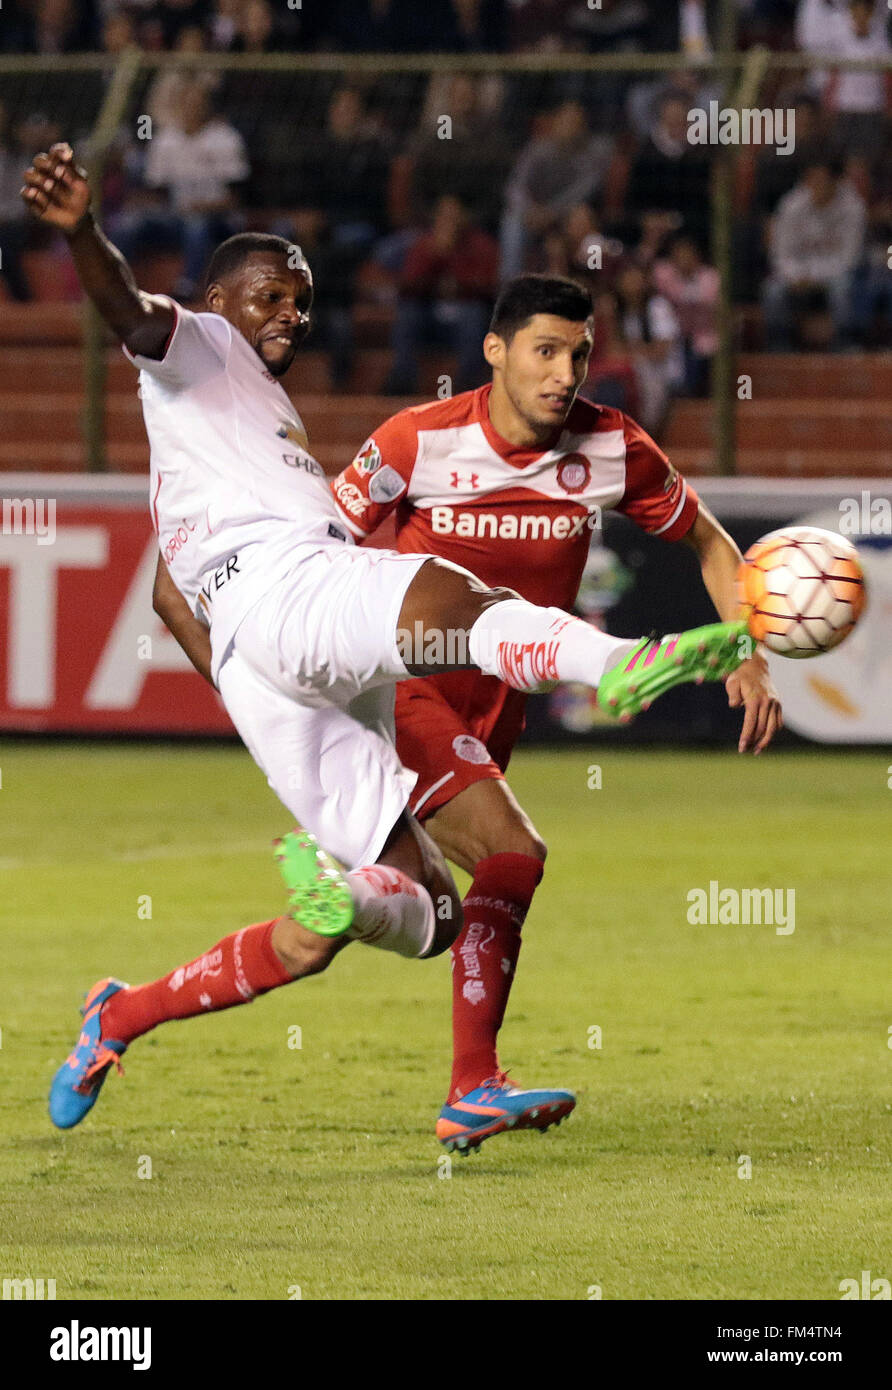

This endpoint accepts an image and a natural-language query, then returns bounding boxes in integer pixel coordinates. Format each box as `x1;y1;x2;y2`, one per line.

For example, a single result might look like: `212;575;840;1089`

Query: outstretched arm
20;142;174;359
683;503;782;754
153;555;214;686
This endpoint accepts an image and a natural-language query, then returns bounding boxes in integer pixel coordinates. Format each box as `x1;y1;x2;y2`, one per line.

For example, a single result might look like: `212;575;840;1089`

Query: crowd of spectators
2;0;892;411
0;1;797;59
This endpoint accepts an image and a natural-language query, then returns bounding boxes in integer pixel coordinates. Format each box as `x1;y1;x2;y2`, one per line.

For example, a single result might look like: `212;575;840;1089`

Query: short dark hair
489;274;593;342
204;233;305;290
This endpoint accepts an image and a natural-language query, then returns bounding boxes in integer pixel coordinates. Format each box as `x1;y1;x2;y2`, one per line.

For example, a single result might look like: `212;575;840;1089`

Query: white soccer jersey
125;298;353;677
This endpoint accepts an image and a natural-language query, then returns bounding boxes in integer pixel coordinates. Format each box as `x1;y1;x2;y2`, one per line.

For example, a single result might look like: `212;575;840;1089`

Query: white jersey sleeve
124;297;232;391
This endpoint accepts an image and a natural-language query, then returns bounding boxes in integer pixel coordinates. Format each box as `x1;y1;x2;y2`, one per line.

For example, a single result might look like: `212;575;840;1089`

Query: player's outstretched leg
397;560;748;717
49;825;456;1129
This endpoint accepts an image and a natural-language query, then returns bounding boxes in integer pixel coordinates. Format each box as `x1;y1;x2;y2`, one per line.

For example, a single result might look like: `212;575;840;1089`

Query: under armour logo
450;472;479;489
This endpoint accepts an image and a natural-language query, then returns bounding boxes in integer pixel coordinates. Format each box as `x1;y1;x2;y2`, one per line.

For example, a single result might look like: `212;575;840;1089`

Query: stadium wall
0;476;886;744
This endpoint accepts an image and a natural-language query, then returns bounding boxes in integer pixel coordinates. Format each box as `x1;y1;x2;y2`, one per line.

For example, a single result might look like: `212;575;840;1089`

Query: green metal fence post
82;45;143;472
710;0;740;478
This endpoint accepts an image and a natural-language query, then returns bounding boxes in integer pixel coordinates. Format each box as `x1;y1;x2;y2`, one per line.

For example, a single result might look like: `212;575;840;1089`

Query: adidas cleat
49;978;128;1130
436;1073;576;1153
597;620;748;722
274;829;354;938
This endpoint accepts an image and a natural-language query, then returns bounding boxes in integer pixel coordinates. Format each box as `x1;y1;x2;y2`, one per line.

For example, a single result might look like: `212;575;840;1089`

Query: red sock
101;920;293;1045
448;853;544;1103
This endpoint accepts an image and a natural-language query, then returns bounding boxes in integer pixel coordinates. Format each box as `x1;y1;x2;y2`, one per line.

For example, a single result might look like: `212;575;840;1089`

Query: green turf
0;742;889;1300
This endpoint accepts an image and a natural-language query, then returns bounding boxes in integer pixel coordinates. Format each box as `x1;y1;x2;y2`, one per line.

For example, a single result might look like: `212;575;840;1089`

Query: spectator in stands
795;0;887;58
384;193;499;394
652;232;718;395
613;261;684;433
752;92;824;217
209;0;241;50
404;73;511;233
536;202;624;292
762;157;866;348
112;81;249;299
581;288;641;417
231;0;278;52
632;208;680;270
142;0;212;51
850;168;892;344
507;0;583;52
146;23;220;129
259;87;391;252
100;9;138;55
452;0;507;51
626;89;713;250
571;0;655;53
32;0;96;53
272;206;366;390
820;0;892;158
500;99;614;279
0;102;32;300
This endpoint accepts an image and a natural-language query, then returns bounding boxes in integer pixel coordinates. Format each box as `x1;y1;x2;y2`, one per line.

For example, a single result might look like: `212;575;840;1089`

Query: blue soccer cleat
436;1071;576;1153
49;978;128;1130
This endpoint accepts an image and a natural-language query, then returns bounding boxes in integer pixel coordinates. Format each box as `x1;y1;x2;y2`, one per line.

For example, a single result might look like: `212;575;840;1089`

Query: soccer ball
737;526;866;659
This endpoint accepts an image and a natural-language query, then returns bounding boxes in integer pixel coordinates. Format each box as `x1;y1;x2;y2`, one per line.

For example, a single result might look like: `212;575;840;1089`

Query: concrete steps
0;305;886;476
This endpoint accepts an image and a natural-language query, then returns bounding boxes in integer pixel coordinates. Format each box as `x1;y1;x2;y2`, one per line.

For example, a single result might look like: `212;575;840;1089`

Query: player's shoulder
565;394;627;438
568;396;665;454
125;297;232;376
392;387;484;433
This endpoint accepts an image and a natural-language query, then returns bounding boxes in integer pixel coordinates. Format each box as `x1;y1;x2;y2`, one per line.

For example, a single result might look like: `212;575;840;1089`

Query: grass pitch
0;742;889;1301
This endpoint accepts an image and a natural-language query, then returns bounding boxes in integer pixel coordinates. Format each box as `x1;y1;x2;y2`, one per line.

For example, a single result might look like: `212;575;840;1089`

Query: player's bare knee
514;828;547;863
481;584;522;609
472;809;547;867
272;918;341;978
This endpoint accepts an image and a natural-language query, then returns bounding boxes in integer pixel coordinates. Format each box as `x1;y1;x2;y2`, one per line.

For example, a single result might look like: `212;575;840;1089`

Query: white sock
345;865;436;959
468;599;639;693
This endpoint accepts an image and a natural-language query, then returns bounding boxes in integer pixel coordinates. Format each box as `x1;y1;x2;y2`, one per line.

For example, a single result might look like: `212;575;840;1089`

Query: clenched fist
20;142;91;235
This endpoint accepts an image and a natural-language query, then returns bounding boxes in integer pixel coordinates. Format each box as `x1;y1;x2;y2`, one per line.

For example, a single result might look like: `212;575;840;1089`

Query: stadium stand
1;0;891;477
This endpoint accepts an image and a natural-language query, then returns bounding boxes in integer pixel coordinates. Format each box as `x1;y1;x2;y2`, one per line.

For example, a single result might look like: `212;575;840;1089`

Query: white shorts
217;545;431;870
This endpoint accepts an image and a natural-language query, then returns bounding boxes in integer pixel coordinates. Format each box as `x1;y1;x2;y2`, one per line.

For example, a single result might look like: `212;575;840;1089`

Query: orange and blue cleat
436;1072;576;1153
49;978;128;1129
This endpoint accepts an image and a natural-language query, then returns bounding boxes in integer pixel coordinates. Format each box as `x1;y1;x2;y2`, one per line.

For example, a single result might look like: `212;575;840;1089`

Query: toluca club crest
556;453;591;495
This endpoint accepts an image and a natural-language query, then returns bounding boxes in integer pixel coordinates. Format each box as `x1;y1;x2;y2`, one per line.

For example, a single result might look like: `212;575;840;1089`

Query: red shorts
394;671;527;822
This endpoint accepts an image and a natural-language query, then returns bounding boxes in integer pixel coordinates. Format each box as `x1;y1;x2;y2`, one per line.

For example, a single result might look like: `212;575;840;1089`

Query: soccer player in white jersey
24;143;749;1136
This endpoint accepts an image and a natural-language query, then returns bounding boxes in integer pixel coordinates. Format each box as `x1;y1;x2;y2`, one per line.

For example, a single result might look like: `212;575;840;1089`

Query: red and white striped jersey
332;383;699;610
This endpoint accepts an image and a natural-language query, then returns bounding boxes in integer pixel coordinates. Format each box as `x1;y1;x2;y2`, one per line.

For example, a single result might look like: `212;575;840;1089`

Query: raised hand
20;142;91;235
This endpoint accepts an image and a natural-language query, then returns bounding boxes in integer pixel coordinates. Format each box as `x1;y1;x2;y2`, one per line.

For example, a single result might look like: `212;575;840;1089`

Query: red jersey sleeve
615;415;699;542
331;409;420;538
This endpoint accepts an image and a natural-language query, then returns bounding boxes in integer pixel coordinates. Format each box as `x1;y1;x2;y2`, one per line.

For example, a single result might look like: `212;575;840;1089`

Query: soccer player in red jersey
330;275;783;1150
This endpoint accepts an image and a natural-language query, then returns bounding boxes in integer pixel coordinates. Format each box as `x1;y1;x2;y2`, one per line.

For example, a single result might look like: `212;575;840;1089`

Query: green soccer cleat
597;620;749;722
273;829;355;937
